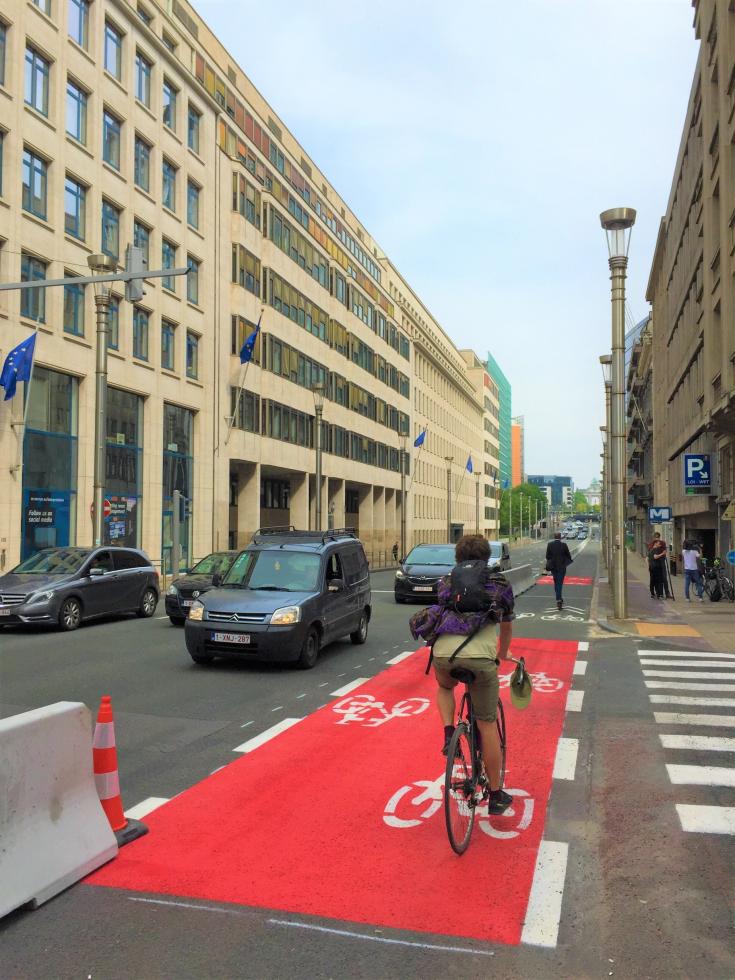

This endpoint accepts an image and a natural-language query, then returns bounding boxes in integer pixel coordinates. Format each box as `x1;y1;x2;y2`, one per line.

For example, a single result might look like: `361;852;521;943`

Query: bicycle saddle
449;667;476;684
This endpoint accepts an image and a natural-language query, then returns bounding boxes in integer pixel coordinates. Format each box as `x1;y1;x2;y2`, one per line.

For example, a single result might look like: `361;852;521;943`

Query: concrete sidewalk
596;548;735;653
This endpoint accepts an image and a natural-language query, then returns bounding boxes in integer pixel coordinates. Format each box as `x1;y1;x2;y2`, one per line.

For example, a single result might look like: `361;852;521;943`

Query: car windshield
405;546;455;566
224;551;321;592
11;548;90;575
189;552;236;576
488;543;501;558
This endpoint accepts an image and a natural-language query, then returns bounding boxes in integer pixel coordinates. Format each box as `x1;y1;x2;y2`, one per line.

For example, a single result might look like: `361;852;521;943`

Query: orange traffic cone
93;695;148;846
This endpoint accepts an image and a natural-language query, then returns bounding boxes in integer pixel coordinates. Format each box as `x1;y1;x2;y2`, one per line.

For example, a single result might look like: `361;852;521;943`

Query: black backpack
449;560;494;613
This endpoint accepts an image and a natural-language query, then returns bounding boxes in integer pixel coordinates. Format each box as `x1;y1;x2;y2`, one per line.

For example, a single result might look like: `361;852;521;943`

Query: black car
165;550;238;625
394;543;456;603
0;547;159;631
184;529;371;669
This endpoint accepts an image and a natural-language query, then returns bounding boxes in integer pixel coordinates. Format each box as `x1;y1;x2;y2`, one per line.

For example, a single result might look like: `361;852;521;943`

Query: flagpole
10;329;38;476
405;432;426;498
224;310;262;446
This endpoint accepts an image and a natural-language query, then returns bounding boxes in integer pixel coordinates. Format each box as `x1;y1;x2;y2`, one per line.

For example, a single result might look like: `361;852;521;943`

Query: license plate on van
182;599;194;607
211;632;250;644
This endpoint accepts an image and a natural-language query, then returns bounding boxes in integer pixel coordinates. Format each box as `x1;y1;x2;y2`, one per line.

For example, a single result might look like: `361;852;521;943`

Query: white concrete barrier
0;702;118;918
505;563;538;596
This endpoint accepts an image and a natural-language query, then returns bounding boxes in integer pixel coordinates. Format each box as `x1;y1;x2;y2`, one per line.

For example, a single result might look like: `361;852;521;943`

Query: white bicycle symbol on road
332;693;430;727
498;671;564;693
383;773;534;839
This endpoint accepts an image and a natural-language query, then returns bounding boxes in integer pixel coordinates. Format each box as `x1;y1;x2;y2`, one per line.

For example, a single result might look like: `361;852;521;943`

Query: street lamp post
600;207;636;619
519;490;523;541
399;431;407;561
87;253;117;547
445;457;453;542
475;472;480;535
312;382;325;531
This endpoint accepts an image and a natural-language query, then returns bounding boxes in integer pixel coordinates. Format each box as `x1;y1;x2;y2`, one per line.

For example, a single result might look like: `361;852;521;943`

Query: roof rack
251;527;358;545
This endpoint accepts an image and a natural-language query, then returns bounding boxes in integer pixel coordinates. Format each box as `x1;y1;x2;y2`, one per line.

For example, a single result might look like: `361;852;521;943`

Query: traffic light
124;245;147;302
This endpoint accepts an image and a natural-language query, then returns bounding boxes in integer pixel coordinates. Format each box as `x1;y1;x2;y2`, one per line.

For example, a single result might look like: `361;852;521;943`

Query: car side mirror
328;578;345;593
212;572;223;587
89;567;105;578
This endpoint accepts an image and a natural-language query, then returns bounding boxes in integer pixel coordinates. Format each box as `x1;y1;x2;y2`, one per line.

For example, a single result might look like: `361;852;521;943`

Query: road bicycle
701;558;735;602
443;657;524;855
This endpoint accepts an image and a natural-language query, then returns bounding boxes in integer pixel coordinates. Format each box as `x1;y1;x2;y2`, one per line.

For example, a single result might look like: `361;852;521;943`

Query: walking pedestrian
392;541;399;562
545;532;573;610
647;532;668;599
681;539;704;602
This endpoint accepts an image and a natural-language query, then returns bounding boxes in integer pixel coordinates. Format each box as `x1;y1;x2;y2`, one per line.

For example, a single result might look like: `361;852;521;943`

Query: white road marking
566;690;584;712
271;705;283;712
331;678;369;697
387;650;415;665
638;649;735;659
573;661;587;676
653;712;735;728
233;718;303;753
155;615;169;620
210;766;226;775
268;919;496;957
240;720;254;728
371;590;395;593
675;804;735;835
124;797;169;820
577;641;589;652
295;693;307;700
650;695;735;708
640;659;735;669
646;680;735;692
643;671;735;680
318;682;328;687
666;764;735;787
552;738;578;780
660;734;735;752
520;840;569;948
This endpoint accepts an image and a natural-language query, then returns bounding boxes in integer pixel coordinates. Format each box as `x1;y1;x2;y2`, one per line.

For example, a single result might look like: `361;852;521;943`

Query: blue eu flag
239;314;262;364
466;455;473;473
413;429;426;448
1;332;37;401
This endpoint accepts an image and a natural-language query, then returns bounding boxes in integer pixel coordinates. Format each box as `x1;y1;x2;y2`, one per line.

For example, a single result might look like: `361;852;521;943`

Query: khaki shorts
433;655;499;722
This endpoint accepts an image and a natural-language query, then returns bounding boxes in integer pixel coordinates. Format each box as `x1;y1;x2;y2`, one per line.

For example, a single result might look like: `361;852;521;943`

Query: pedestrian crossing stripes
638;649;735;837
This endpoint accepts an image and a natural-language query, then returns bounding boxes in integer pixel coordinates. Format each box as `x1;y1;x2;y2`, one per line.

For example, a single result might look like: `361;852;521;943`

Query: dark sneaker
487;789;513;814
556;599;562;610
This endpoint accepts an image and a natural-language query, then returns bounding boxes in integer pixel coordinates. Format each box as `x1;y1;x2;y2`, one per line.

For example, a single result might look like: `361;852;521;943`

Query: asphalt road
2;541;733;978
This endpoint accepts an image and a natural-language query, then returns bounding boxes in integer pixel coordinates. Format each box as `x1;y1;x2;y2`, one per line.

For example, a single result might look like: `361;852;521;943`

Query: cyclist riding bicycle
409;534;515;814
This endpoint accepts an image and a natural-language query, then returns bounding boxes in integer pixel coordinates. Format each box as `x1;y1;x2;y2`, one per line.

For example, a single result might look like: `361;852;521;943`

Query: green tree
574;491;589;513
499;483;548;538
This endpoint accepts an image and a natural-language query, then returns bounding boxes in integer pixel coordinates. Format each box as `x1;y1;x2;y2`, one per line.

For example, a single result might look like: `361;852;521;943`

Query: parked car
165;550;238;625
577;529;588;540
0;547;159;631
184;529;371;669
394;543;456;603
488;540;511;571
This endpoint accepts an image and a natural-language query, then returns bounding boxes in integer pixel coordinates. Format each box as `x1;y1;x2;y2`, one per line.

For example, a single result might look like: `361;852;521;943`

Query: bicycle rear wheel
721;575;734;602
444;722;476;855
495;699;507;789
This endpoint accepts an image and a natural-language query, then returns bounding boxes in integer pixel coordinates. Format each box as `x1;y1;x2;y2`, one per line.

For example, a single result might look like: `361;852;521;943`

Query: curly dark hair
455;534;490;562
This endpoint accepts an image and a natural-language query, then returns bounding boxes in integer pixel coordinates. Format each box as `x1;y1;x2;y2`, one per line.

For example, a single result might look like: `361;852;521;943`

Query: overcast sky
193;0;698;488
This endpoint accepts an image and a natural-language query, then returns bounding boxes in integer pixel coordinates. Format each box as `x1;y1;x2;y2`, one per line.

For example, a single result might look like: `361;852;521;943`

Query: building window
137;5;152;26
162;404;193;573
232;245;261;296
25;47;50;116
64;176;86;239
187;256;199;305
162;159;176;211
133;220;150;265
187;103;201;153
161;319;175;370
0;23;6;87
68;0;89;48
0;130;4;195
20;253;47;323
101;199;120;259
133;307;149;360
187;180;200;229
134;136;150;192
103;110;122;170
104;22;123;80
108;295;120;349
66;80;87;144
22;149;47;220
32;0;51;14
162;33;176;54
161;239;176;291
134;51;152;106
63;278;85;336
162;79;177;131
105;387;143;548
186;332;199;379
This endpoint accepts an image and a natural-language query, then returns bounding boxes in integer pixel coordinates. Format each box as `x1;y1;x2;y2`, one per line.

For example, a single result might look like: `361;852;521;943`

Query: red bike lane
87;637;579;946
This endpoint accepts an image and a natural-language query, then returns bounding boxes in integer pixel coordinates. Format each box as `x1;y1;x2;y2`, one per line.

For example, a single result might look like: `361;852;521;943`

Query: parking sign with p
684;453;711;489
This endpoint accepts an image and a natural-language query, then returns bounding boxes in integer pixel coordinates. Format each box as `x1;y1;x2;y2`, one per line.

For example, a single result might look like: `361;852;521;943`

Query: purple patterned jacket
408;572;515;643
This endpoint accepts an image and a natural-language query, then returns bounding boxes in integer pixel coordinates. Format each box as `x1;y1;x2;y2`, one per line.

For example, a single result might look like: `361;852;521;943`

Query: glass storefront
21;367;78;559
105;387;143;548
162;403;194;573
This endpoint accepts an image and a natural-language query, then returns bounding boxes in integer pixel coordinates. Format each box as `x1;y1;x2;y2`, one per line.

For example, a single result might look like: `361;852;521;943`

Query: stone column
384;488;396;561
373;486;386;567
358;484;374;564
328;478;345;530
236;462;260;547
290;471;309;531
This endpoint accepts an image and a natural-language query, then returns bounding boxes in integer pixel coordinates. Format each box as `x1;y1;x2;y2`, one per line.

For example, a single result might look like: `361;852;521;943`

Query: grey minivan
0;547;160;630
184;529;371;669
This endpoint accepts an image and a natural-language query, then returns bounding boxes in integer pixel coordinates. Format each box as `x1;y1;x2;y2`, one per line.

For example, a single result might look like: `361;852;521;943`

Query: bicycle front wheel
721;575;735;602
496;699;507;790
444;722;476;855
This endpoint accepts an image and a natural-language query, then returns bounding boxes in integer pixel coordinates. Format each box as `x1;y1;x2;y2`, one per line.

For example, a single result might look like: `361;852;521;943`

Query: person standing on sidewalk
545;532;573;610
647;532;668;599
681;539;705;602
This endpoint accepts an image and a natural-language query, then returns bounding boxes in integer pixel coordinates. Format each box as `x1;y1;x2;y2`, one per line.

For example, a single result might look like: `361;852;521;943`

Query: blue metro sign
649;506;672;523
